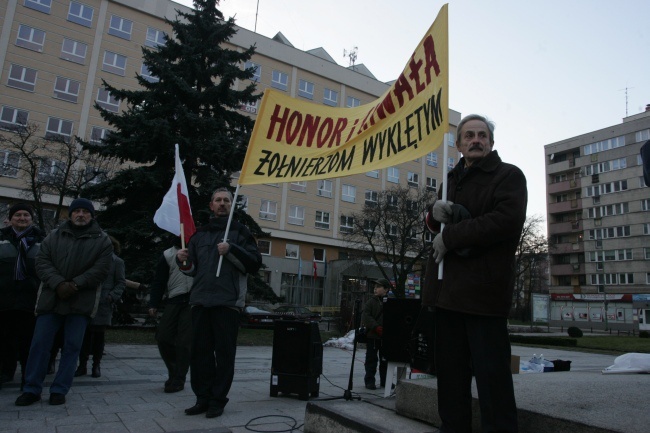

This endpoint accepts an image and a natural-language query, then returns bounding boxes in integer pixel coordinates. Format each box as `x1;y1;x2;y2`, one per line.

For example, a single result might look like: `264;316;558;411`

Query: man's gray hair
211;187;233;202
456;114;495;144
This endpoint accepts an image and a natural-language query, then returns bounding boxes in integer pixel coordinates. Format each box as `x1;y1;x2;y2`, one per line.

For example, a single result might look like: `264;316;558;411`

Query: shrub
639;331;650;339
567;326;583;338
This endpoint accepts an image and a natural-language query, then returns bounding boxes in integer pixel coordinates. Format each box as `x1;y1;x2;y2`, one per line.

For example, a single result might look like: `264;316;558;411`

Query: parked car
274;305;321;322
240;306;279;329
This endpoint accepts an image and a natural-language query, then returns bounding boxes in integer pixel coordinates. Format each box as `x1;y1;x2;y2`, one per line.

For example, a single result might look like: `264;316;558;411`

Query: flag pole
216;184;240;277
438;133;450;280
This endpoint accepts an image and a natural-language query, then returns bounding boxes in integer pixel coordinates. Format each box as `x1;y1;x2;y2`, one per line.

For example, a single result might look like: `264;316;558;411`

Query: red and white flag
153;144;196;243
313;258;318;279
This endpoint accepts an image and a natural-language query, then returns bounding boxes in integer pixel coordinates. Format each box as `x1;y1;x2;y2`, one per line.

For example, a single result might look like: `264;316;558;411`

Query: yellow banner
239;4;448;185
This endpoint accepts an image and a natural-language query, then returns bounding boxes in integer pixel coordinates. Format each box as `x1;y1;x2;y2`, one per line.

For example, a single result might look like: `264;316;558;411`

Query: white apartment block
0;0;460;308
545;107;650;333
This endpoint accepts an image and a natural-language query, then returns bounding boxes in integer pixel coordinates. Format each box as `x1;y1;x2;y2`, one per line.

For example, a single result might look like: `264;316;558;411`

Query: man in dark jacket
15;198;113;407
423;114;527;433
0;203;46;390
176;188;262;418
361;278;389;390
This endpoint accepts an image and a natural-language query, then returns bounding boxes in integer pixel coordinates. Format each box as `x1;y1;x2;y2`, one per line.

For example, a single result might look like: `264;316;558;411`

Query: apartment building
544;107;650;333
0;0;459;308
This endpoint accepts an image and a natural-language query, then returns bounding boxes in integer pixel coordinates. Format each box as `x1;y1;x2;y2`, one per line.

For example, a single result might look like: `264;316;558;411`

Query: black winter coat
423;150;527;317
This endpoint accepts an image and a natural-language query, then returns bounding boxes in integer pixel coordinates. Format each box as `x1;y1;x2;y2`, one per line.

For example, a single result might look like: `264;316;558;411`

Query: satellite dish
550;153;555;160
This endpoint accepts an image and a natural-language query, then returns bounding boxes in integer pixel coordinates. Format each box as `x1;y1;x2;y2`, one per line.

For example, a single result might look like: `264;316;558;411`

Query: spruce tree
83;0;262;282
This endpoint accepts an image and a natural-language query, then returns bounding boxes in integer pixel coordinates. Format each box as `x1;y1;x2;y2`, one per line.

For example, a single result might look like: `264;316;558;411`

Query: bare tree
340;185;435;297
0;123;118;229
512;214;549;321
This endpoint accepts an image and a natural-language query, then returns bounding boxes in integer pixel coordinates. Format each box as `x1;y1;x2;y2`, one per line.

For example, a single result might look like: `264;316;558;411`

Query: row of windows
0;149;105;184
587;249;633;262
6;64;121;112
583;157;627;176
583;136;625;155
590;273;635;285
586;203;628;218
588;226;631;240
22;1;166;45
584;180;628;197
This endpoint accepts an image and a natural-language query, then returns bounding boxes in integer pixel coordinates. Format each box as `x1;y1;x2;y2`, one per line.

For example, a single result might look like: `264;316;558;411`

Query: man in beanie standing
0;204;46;390
361;278;390;390
15;198;113;406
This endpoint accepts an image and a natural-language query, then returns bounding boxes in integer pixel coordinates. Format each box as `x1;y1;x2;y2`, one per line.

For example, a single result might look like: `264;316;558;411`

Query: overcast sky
174;0;650;229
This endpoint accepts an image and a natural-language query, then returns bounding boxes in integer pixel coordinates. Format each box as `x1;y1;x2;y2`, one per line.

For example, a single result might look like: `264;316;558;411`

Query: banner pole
438;133;450;280
216;184;240;277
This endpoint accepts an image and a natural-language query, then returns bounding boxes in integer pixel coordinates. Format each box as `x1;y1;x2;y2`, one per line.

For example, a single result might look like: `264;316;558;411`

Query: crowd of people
0;188;262;420
1;114;527;430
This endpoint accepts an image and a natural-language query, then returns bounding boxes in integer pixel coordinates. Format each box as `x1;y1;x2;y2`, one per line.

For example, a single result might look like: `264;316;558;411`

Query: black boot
47;358;56;375
74;364;87;377
91;362;101;378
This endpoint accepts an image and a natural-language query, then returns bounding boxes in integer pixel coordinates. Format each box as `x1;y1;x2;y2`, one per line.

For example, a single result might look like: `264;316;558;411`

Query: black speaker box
382;298;421;363
270;320;322;400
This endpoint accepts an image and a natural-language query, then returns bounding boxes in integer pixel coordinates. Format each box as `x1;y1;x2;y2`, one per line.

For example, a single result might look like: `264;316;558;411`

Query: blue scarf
12;225;37;281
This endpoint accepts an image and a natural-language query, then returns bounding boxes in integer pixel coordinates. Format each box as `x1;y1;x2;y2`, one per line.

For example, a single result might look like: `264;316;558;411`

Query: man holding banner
423;114;527;433
176;188;261;418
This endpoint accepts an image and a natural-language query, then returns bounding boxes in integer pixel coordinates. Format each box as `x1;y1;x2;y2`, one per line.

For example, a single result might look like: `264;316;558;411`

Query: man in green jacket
361;278;390;390
15;198;113;407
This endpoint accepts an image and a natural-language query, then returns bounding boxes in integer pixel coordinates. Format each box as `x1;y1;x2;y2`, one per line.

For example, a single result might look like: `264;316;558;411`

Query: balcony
547;178;581;195
550;263;585;275
546;160;571;174
548;200;581;214
550;242;584;254
548;220;581;235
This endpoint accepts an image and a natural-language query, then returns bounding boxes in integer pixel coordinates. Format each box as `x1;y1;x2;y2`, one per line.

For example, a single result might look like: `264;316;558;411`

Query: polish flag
153;144;196;243
313;258;318;278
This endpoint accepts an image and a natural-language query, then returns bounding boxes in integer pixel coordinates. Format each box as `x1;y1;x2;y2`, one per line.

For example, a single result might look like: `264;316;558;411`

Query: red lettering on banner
392;73;415;108
422;35;441;82
408;56;425;93
266;104;348;147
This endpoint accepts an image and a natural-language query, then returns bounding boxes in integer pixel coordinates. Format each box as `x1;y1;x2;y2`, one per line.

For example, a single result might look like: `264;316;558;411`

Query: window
24;0;52;14
0;151;20;177
53;77;80;103
365;190;378;205
244;61;261;81
366;170;379;178
426;151;438;167
16;25;46;52
324;88;338;106
67;2;93;27
140;64;158;83
102;51;127;76
643;223;650;235
387;194;398;208
313;248;325;262
298;79;314;100
236;195;248;212
642;199;650;211
447;133;455;147
425;232;434;243
646;248;650;260
0;106;28;131
386;224;398;238
285;243;299;259
584;136;625;155
258;240;271;255
363;219;376;234
259;200;277;221
346;96;360;107
108;15;132;40
288;205;305;226
341;184;356;203
340;215;354;233
8;64;37;92
448;157;455;169
61;38;87;64
271;70;288;91
38;158;66;181
89;127;109;145
387;167;399;183
45;117;73;142
315;211;330;230
317;179;332;198
145;27;166;47
408;172;419;187
96;88;120;113
84;166;107;185
636;129;650;143
290;181;306;192
426;176;437;192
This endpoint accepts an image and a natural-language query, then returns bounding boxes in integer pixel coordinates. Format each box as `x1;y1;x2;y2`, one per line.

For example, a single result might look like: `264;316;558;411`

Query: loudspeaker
382;298;421;363
270;320;322;400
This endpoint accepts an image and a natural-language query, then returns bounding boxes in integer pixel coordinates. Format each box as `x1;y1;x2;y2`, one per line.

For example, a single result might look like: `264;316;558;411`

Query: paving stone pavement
0;344;379;433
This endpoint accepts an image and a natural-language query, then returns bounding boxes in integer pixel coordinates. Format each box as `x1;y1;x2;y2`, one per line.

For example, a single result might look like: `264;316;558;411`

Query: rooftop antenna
254;0;260;33
343;46;358;69
618;86;634;117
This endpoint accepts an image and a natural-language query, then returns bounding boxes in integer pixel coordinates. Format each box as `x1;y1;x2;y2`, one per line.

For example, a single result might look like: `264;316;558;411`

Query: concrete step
304;397;438;433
